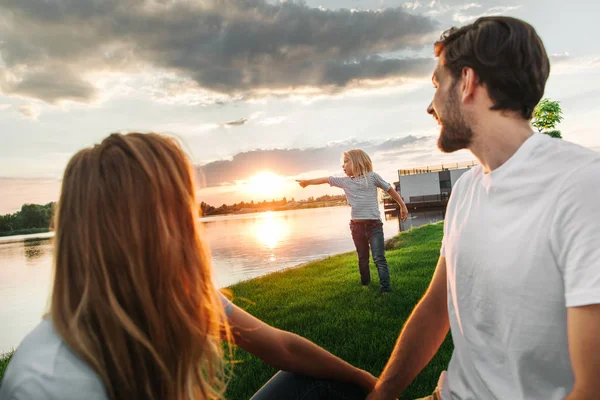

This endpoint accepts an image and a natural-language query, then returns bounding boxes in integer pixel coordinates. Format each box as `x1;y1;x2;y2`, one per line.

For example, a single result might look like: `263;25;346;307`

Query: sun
247;171;284;196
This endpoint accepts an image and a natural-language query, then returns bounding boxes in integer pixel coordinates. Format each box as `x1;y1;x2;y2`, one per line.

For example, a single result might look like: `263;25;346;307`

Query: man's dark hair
435;16;550;120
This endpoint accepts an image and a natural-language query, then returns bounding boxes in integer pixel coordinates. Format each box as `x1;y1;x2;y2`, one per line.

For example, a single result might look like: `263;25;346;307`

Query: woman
0;133;375;400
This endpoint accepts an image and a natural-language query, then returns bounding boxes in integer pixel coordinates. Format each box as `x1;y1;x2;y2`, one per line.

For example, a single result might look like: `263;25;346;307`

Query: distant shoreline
0;203;349;238
0;227;51;238
205;200;348;217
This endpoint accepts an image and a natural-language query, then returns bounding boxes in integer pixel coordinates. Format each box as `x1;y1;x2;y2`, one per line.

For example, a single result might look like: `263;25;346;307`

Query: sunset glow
247;171;284;196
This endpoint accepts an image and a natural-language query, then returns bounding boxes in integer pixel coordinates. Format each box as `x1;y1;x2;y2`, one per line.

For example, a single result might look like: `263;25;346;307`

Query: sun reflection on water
254;212;290;253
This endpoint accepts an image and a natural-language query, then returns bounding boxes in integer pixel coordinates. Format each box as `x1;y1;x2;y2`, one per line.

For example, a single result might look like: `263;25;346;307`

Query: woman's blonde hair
51;133;230;400
343;149;373;178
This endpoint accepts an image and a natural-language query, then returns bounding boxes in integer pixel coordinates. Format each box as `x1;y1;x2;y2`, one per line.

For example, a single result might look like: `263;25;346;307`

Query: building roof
398;160;478;176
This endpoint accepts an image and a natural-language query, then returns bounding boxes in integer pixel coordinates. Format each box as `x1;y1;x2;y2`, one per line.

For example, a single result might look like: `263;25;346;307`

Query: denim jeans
349;220;391;291
250;371;368;400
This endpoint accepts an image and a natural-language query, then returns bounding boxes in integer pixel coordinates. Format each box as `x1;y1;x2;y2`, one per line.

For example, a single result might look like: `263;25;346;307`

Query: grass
0;223;450;398
225;222;450;399
0;350;14;387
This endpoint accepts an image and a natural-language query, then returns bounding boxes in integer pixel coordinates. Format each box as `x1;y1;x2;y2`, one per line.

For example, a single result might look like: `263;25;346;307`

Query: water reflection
253;212;290;251
398;207;446;231
1;238;54;354
24;239;50;260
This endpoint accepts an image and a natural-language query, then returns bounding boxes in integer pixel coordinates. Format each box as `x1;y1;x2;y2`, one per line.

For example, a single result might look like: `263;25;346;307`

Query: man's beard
437;88;474;153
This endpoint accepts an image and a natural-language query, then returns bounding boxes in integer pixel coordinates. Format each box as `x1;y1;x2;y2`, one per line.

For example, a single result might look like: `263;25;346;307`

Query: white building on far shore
384;161;478;211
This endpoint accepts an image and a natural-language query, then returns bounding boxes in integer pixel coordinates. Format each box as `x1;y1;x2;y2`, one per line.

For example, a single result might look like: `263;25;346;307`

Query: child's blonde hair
343;149;373;178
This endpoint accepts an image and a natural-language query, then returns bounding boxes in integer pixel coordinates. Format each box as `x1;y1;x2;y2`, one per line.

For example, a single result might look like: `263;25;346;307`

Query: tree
544;130;563;139
532;98;563;139
0;202;55;233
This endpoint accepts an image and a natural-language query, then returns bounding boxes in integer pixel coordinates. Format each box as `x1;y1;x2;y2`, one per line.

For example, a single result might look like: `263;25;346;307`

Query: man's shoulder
533;134;600;174
452;165;480;190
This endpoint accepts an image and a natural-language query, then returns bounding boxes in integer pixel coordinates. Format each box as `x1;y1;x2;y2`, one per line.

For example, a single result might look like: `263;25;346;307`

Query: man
367;16;600;400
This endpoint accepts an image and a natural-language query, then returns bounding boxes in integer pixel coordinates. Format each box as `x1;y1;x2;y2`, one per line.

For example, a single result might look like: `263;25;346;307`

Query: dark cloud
195;135;425;187
0;0;438;103
224;118;249;127
2;66;98;104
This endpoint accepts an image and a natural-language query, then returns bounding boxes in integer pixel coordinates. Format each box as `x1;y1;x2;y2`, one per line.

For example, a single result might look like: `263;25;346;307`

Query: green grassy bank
0;350;14;386
225;222;450;399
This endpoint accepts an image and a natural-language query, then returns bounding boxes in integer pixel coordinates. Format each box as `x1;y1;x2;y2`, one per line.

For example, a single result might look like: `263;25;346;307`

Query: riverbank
228;200;347;215
0;228;50;238
0;223;449;398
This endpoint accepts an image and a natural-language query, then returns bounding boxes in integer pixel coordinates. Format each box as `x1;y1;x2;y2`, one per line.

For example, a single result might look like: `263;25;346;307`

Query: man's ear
460;67;478;103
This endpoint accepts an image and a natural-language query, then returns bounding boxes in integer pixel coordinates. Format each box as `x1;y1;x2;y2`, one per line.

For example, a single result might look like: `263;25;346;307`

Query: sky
1;0;599;214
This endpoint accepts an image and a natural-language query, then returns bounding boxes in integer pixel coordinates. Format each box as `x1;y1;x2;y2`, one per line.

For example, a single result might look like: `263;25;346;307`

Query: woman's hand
296;179;309;188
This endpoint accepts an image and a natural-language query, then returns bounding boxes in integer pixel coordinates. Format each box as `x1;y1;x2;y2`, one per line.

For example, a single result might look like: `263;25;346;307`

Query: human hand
400;205;409;222
355;369;378;394
296;179;308;188
365;385;399;400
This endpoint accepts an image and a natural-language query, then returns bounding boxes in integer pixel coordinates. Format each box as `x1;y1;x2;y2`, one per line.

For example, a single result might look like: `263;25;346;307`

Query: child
297;149;408;293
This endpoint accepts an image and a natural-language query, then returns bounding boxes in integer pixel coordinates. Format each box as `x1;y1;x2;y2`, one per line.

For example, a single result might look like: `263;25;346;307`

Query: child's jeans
349;219;391;291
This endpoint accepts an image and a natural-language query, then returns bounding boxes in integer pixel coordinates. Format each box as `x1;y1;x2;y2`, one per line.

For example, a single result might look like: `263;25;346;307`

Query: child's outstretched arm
296;177;329;188
387;187;409;221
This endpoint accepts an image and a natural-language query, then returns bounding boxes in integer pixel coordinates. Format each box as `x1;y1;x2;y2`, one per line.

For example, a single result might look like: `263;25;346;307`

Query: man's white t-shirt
438;133;600;400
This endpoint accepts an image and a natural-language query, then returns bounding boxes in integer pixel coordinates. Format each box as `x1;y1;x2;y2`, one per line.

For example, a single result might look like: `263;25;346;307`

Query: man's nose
427;102;434;115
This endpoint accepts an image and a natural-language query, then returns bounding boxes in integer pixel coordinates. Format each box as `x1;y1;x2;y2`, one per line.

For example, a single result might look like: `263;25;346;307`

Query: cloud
452;5;523;24
18;104;39;120
550;52;570;61
0;0;439;104
258;116;287;126
404;1;422;10
0;104;11;111
153;121;221;136
224;118;249;127
550;54;600;75
195;135;426;187
459;3;482;11
1;65;98;104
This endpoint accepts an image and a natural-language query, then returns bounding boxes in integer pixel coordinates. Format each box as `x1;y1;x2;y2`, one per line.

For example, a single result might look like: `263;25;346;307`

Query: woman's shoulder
0;318;108;400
